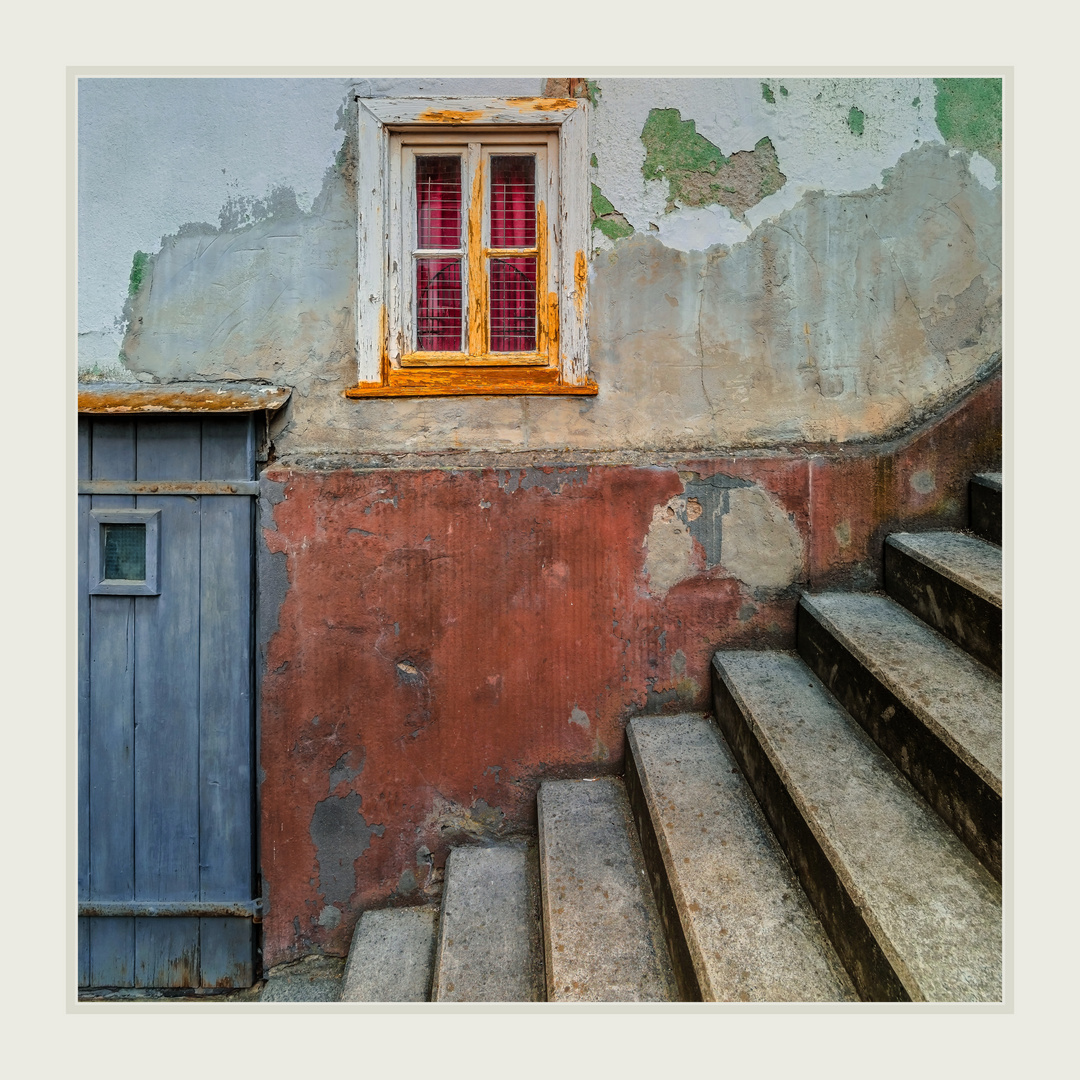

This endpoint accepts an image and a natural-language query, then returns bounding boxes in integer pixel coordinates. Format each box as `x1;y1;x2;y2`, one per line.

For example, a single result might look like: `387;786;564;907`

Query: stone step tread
340;906;438;1002
538;776;678;1002
800;591;1001;793
627;714;858;1002
432;844;544;1002
714;651;1001;1002
972;472;1002;491
886;531;1001;607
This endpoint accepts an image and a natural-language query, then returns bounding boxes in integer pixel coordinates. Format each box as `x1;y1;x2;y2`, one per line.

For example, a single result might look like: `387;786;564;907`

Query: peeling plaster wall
257;378;1000;964
76;77;1003;965
80;76;1001;454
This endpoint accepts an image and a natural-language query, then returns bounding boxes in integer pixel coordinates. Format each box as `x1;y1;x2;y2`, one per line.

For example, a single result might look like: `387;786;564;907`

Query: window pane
490;156;536;248
489;257;537;352
416;258;463;351
416;156;462;249
103;523;146;581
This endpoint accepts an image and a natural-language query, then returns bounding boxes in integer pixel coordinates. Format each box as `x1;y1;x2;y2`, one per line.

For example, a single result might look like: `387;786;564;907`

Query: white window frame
352;97;594;397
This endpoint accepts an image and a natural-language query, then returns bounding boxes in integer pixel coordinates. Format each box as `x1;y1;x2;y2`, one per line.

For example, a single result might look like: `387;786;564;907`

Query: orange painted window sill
344;367;598;398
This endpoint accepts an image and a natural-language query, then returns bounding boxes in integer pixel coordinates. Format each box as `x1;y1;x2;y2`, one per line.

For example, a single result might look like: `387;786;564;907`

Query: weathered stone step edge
538;777;678;1002
712;651;1001;1003
884;533;1002;674
799;592;1002;792
340;906;439;1002
625;714;858;1002
886;532;1002;608
798;593;1002;882
431;843;545;1002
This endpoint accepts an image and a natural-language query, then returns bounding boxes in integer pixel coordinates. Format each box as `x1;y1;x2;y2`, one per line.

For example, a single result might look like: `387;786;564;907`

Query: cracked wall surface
77;77;1003;965
80;76;1001;456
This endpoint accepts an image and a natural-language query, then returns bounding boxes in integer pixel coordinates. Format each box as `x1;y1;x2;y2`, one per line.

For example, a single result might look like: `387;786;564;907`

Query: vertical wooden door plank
87;419;137;987
134;421;203;986
201;415;254;481
78;419;91;986
91;418;136;479
198;491;255;986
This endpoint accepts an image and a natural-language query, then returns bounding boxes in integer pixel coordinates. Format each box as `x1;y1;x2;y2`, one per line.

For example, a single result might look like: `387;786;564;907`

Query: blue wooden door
78;414;258;988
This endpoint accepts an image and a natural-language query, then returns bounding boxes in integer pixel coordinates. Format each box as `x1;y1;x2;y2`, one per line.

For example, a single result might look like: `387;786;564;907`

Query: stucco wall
79;76;1001;454
256;377;1000;964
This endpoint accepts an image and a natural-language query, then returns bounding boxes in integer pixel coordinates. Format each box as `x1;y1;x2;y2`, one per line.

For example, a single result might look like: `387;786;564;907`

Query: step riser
623;745;702;1002
431;845;545;1002
798;605;1002;881
712;664;908;1002
538;778;678;1002
884;543;1002;674
969;478;1002;545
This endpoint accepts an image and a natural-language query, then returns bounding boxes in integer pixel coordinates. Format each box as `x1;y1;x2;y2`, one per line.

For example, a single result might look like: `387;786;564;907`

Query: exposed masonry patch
219;184;303;232
328;749;364;790
496;466;589;494
719;487;803;590
427;794;509;842
644;498;696;597
309;792;384;905
641;108;786;218
682;472;754;568
569;706;590;729
318;905;342;929
591;183;634;241
644;475;802;595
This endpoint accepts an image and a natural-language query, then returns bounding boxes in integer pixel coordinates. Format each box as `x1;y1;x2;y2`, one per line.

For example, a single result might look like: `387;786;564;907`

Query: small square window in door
89;508;161;595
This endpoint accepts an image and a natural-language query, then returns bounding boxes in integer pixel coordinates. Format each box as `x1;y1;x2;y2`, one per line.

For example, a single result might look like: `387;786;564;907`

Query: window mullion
466;142;484;358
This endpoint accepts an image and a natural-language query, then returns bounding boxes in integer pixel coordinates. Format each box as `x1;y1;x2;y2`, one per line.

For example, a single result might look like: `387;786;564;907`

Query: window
349;97;596;398
89;508;161;595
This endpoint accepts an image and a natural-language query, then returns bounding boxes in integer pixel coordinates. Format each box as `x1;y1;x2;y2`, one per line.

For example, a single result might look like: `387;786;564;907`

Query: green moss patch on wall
761;83;776;104
641;109;786;218
592;183;634;241
847;107;865;137
933;78;1002;177
128;251;151;298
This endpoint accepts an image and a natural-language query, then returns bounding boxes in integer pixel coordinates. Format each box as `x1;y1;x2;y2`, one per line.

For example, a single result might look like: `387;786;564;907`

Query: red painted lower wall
257;375;1001;966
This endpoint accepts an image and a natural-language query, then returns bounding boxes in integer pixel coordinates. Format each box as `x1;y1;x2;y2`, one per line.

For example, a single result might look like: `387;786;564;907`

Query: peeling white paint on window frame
354;96;592;389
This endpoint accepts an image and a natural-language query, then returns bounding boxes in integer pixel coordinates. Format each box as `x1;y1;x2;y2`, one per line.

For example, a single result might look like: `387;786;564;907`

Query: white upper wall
77;76;543;369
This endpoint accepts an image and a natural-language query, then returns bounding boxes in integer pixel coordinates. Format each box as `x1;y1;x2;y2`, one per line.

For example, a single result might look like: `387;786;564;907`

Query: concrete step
431;843;545;1002
884;531;1002;673
712;651;1002;1002
625;714;858;1002
339;906;438;1002
538;776;678;1001
798;592;1002;880
969;472;1002;545
259;954;345;1001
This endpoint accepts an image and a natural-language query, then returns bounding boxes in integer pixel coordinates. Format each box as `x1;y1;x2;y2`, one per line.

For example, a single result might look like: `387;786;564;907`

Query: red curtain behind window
416;156;462;351
490;156;536;352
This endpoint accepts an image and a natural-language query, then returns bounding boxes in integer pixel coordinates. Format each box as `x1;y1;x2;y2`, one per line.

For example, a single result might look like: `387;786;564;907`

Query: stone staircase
336;472;1003;1003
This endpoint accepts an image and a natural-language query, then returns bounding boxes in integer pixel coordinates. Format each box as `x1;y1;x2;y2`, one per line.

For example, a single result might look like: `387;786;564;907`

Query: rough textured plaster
590;77;945;248
717;487;803;589
83;79;998;460
644;497;698;596
120;140;997;456
77;76;544;370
